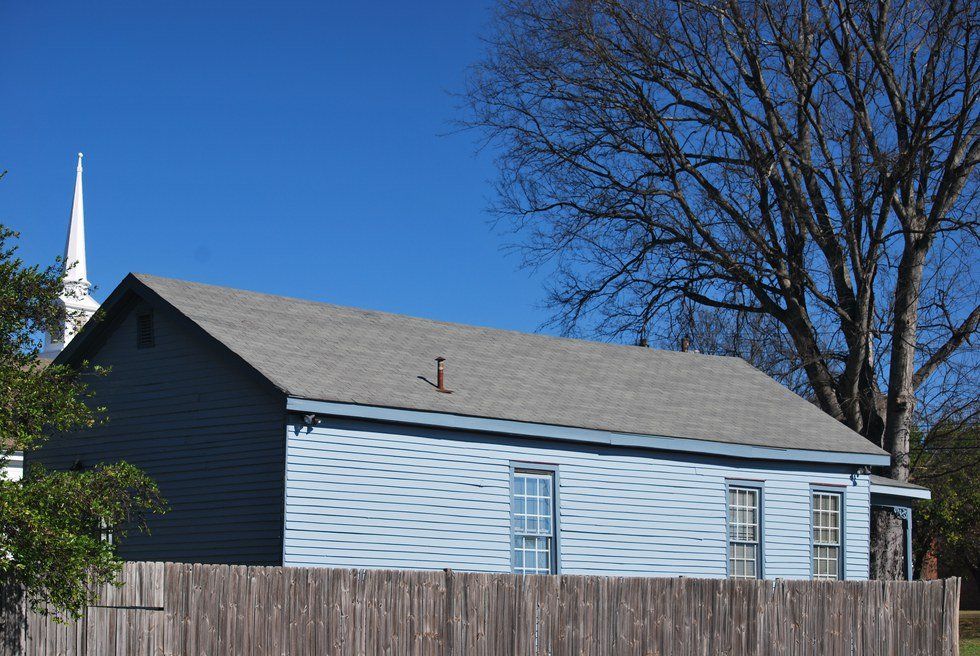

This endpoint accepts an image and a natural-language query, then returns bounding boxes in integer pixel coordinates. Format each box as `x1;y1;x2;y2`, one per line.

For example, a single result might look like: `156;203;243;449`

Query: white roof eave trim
870;482;932;501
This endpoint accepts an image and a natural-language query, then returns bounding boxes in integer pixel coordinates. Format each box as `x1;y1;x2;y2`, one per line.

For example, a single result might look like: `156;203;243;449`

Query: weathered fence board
0;562;961;656
0;583;24;656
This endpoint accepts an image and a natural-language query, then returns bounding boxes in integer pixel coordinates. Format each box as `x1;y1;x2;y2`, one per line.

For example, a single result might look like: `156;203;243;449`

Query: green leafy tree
912;423;980;587
0;224;165;618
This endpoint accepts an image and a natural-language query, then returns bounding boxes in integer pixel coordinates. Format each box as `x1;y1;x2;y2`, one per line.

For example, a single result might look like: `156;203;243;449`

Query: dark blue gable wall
28;299;286;565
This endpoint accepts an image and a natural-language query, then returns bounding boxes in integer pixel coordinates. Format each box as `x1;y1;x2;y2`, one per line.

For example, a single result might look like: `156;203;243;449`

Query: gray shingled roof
131;273;886;457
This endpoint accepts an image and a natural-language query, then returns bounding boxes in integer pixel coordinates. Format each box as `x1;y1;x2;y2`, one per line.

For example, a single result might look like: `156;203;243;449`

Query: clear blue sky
0;1;554;332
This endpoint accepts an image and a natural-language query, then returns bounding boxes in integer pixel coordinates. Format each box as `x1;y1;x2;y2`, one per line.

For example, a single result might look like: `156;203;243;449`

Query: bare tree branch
466;0;980;579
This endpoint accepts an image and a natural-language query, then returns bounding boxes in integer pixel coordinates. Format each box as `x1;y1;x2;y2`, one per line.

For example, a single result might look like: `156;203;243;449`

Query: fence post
80;602;88;656
945;577;961;656
443;568;454;656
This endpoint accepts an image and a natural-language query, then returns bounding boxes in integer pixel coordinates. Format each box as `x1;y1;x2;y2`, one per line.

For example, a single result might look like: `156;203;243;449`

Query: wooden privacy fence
0;562;961;656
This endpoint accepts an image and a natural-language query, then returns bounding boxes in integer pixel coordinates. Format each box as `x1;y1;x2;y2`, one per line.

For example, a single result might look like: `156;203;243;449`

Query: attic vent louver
136;312;155;349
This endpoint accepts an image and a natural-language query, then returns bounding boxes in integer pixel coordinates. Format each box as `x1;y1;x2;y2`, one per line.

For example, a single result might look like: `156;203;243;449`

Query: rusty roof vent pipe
435;357;453;394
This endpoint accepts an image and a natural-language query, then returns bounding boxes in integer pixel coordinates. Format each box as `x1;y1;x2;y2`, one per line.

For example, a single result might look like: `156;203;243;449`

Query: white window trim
510;464;560;575
726;481;764;579
811;487;845;580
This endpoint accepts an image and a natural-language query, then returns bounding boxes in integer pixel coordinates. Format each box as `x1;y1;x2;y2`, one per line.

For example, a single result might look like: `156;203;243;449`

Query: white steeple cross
42;153;101;356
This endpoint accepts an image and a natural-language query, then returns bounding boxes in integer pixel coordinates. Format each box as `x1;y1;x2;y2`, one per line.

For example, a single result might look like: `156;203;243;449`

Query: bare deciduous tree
467;0;980;578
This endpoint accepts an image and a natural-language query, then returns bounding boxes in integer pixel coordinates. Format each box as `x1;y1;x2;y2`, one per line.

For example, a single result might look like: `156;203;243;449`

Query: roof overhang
287;397;891;467
870;481;932;501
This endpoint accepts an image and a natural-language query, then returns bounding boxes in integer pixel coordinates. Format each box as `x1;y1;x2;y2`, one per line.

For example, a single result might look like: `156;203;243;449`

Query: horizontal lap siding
29;303;285;565
284;418;870;579
844;481;871;575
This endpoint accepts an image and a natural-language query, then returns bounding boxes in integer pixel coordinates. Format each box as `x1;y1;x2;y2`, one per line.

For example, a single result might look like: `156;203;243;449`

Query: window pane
514;472;555;536
513;536;552;575
743;547;757;578
812;497;841;546
813;545;840;580
730;543;758;580
537;546;550;572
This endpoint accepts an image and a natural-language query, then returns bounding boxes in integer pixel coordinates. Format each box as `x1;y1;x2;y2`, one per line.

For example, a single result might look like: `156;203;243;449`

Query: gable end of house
32;279;288;565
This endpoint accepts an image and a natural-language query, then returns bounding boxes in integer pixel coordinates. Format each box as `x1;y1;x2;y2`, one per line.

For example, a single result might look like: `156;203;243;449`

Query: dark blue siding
29;300;285;565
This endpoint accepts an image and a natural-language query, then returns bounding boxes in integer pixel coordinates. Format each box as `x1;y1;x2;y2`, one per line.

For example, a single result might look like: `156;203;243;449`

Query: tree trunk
882;241;928;483
872;240;927;579
871;507;907;580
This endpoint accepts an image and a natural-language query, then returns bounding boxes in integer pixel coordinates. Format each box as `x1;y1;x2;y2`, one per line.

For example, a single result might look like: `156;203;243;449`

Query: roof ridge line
130;272;742;361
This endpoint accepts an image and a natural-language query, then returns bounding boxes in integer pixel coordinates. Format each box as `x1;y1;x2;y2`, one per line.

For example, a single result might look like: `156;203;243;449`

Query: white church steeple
65;152;90;291
42;153;100;356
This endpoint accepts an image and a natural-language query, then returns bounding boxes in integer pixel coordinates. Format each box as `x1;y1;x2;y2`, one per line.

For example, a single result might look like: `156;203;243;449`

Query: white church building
3;154;100;481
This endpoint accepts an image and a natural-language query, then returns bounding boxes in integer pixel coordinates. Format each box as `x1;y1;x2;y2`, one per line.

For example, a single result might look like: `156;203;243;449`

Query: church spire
64;153;89;289
42;153;100;357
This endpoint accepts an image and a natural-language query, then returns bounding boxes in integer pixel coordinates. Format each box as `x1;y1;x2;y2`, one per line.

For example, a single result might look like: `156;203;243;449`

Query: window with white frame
812;491;842;580
98;517;115;546
511;469;556;575
727;485;762;579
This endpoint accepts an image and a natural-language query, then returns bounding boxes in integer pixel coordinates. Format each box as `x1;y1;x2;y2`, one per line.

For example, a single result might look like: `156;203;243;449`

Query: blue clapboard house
31;274;930;580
